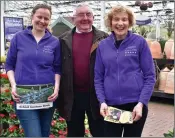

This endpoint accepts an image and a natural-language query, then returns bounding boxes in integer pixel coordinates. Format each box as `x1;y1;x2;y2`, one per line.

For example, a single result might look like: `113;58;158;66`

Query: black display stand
152;90;174;99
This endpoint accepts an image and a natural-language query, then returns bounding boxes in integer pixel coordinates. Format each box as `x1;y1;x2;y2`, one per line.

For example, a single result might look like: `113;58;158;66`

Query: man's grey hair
72;2;94;16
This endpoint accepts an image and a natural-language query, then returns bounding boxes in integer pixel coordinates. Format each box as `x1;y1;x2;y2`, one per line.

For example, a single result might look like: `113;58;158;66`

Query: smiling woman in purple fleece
94;5;156;137
5;4;61;137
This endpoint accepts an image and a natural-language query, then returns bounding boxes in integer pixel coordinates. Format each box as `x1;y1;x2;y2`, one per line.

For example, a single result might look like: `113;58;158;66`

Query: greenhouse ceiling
2;0;174;28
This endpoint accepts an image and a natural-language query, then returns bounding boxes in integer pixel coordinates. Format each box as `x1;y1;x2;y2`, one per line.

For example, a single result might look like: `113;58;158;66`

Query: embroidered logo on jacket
43;46;53;54
125;46;137;56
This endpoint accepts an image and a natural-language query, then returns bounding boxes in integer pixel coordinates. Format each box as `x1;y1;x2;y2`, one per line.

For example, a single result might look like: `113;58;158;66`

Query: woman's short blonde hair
105;5;135;31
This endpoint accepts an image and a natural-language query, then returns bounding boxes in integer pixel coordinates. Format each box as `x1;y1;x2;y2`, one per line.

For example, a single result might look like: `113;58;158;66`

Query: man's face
73;6;94;32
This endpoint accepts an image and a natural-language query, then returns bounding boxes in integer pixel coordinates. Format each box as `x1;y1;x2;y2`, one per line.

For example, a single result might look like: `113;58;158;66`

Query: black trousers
66;92;104;137
104;102;148;137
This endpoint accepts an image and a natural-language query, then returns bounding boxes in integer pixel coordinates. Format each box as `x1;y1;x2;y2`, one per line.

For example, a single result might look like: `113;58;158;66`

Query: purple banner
4;17;23;41
136;18;151;25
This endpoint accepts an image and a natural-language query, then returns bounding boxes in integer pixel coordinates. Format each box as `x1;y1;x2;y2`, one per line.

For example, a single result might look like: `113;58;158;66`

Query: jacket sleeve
5;35;17;72
138;39;156;106
94;45;106;104
53;39;61;75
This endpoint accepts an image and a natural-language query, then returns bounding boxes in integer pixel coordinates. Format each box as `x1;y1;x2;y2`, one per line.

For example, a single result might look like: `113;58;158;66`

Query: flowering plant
0;73;24;137
0;125;24;137
49;110;67;138
0;73;9;85
0;73;91;137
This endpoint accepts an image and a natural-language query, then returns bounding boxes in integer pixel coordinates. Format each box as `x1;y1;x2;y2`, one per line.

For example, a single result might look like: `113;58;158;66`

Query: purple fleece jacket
5;26;61;85
94;31;156;106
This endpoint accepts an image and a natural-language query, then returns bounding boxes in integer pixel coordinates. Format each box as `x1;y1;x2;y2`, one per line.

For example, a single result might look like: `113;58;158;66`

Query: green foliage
164;129;174;138
158;38;167;59
132;25;154;38
167;21;174;39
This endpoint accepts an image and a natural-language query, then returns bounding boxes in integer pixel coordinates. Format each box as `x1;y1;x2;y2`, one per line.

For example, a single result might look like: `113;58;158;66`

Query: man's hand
100;102;108;117
132;102;143;122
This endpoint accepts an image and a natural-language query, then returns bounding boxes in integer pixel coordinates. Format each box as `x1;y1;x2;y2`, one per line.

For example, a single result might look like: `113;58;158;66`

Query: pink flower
59;135;65;138
51;120;56;126
49;134;55;138
58;130;64;135
58;117;65;123
62;131;67;135
19;128;24;134
85;129;90;134
0;114;5;118
9;113;17;119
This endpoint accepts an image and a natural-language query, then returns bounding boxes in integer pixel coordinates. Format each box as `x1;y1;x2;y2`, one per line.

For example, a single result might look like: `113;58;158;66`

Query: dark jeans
66;92;104;137
14;103;55;137
104;102;148;137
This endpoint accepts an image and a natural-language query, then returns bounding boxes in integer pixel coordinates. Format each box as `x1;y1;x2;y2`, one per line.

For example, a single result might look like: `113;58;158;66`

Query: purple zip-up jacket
5;26;61;85
94;31;156;106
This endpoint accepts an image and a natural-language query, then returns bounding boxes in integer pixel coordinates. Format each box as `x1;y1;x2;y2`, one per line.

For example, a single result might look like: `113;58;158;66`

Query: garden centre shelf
152;90;174;99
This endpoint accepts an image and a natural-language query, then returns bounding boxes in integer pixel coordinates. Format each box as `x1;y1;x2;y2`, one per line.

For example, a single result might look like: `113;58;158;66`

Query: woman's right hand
100;102;108;117
11;86;20;103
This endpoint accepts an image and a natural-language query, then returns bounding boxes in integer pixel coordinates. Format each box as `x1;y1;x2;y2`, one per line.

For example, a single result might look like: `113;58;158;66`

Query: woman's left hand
47;88;59;102
132;102;143;122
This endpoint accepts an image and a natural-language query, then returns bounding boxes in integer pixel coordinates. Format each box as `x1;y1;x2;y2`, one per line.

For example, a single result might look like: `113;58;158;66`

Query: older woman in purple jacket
94;5;156;137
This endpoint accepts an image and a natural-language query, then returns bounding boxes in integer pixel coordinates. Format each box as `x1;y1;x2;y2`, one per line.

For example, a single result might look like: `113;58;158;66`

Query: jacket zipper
116;48;121;102
35;43;38;81
113;35;126;103
30;33;47;85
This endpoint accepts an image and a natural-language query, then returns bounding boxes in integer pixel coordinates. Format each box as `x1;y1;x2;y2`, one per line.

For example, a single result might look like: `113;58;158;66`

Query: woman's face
31;8;51;32
111;12;129;40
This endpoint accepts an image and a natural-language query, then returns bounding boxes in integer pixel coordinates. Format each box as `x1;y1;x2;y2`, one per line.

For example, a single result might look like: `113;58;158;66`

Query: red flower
85;129;90;134
58;130;64;135
62;131;67;135
9;113;17;119
49;134;55;138
8;125;18;133
0;74;8;79
5;89;10;93
3;100;9;104
9;101;14;105
59;135;65;138
51;120;56;126
19;128;24;134
0;114;5;118
3;100;14;105
58;117;65;122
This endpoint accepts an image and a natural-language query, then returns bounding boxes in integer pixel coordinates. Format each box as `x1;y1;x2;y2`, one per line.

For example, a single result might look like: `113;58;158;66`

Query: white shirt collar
75;27;92;33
